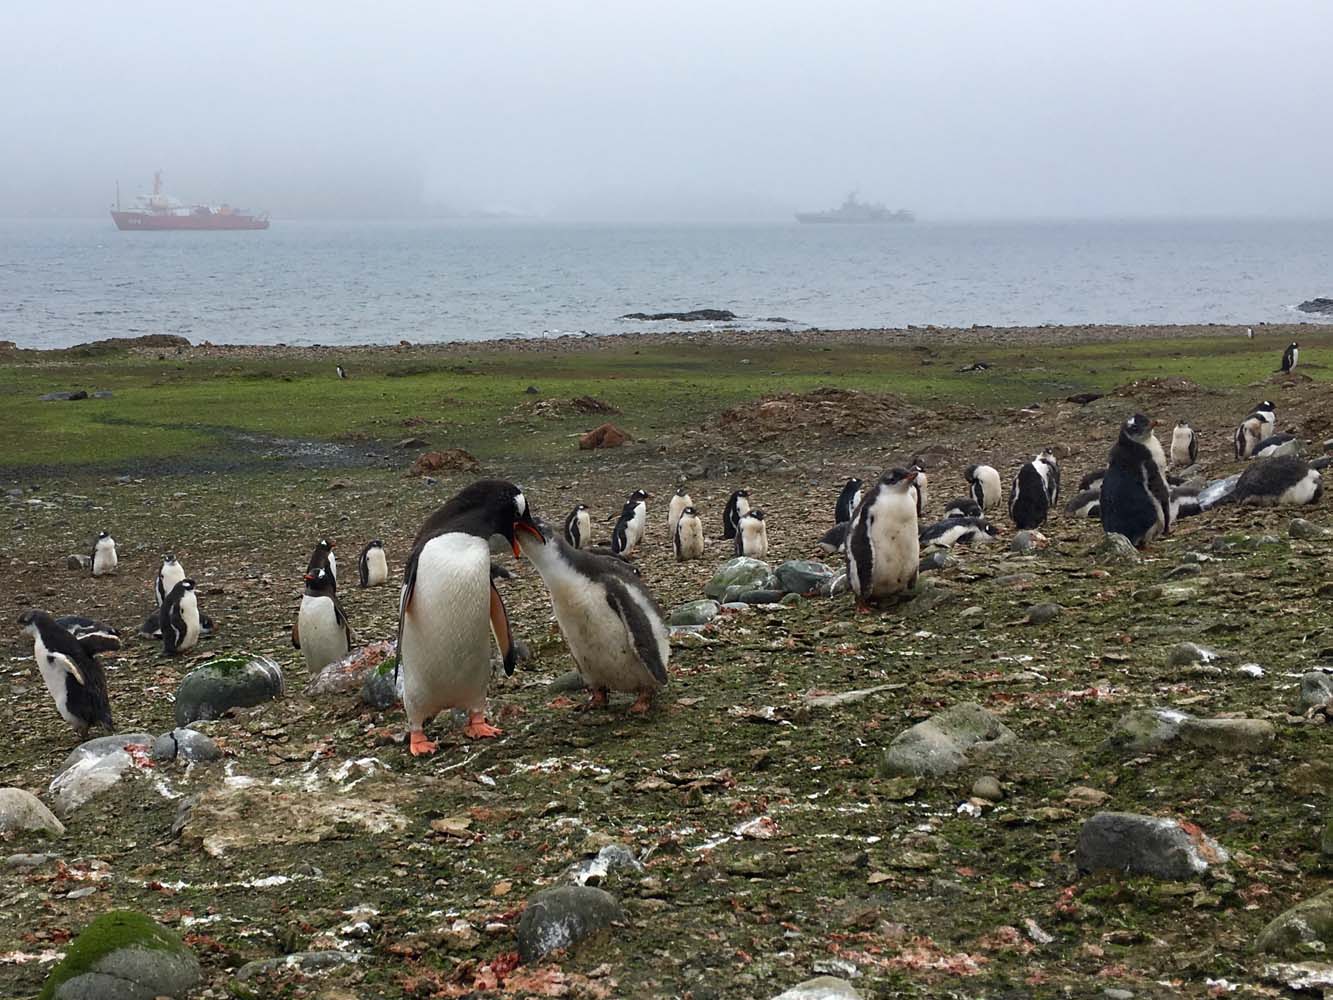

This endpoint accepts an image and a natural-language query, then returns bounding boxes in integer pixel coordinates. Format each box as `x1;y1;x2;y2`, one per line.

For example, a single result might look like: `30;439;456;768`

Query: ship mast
153;170;163;196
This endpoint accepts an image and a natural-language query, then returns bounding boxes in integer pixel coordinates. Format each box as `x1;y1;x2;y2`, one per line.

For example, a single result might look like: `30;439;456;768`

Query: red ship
111;171;270;231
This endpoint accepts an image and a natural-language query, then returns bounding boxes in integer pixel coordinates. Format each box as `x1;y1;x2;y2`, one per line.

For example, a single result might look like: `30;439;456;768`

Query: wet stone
773;559;836;595
1298;671;1333;711
1253;888;1333;956
704;558;773;599
151;729;222;764
0;787;65;838
1289;518;1333;540
173;656;285;726
1076;811;1229;880
668;599;719;627
515;886;625;964
40;909;201;1000
880;702;1016;778
1096;532;1141;563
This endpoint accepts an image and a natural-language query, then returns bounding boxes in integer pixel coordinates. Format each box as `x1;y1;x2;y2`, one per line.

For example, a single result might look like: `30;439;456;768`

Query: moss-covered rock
173;654;284;726
704;557;773;599
39;909;200;1000
1254;889;1333;956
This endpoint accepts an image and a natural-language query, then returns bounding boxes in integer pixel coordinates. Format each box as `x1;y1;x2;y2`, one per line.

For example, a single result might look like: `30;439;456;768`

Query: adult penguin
19;609;114;741
563;504;592;550
722;489;751;540
1008;460;1051;530
835;478;864;525
515;523;669;713
1281;341;1299;374
964;465;1001;512
397;480;539;755
307;538;337;587
294;566;354;672
1036;449;1061;505
1100;413;1171;548
846;468;919;610
161;579;202;656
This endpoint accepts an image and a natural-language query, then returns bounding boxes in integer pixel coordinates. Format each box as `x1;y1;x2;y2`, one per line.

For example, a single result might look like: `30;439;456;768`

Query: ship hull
111;211;269;231
795;213;914;224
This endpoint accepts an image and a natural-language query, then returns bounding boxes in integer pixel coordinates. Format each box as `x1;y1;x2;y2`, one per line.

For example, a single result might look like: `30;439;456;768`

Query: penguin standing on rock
735;510;769;558
1100;413;1172;547
835;479;863;524
1170;422;1198;468
161;579;202;656
307;539;337;587
357;540;389;588
397;480;539;755
516;524;669;713
92;531;117;577
19;610;114;740
155;555;185;606
1281;341;1299;374
1008;460;1052;530
294;567;354;672
673;507;705;562
964;465;1001;512
667;488;693;539
563;504;592;550
722;489;751;540
847;468;920;610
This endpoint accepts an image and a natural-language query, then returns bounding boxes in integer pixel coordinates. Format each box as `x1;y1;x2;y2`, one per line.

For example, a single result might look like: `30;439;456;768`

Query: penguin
1064;488;1102;519
397;479;539;755
307;538;337;587
1253;434;1300;460
1036;449;1061;505
18;609;114;740
516;524;668;712
1215;456;1323;507
1246;327;1253;339
91;531;117;577
673;506;705;562
667;488;693;539
942;498;983;519
1079;468;1106;492
293;567;354;672
610;499;645;557
1170;422;1198;468
1170;484;1204;520
734;509;769;559
817;522;849;555
161;579;202;656
1099;413;1172;548
835;479;864;524
1234;417;1265;460
918;516;998;548
1008;460;1051;530
563;504;592;550
964;465;1001;511
1281;341;1299;374
336;364;348;379
846;467;919;609
139;608;214;641
54;616;122;654
357;540;389;588
909;464;929;516
722;489;751;540
155;554;185;606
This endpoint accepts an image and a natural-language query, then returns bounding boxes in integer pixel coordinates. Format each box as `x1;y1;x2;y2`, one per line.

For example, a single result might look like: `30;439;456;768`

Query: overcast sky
4;1;1331;220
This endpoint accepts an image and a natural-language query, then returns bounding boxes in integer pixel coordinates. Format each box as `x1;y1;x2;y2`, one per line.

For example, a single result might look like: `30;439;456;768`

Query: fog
4;1;1331;221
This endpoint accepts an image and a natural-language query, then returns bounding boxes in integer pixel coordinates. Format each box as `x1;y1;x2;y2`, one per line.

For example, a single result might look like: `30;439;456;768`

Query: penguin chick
964;464;1001;511
918;516;997;548
1100;413;1171;548
1008;460;1051;530
722;489;751;540
1235;400;1278;459
1063;487;1102;519
516;525;669;713
563;503;592;550
54;615;122;654
91;531;117;577
611;498;646;556
673;506;705;562
293;567;354;672
1170;421;1198;468
307;538;337;587
847;467;919;610
734;509;769;559
817;522;849;555
357;539;389;587
942;498;983;519
155;554;185;606
667;488;693;539
161;579;202;656
835;479;864;524
1215;456;1322;507
397;479;539;755
20;609;114;740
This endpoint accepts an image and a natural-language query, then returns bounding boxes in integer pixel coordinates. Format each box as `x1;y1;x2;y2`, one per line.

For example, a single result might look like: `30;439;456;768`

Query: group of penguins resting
17;391;1326;757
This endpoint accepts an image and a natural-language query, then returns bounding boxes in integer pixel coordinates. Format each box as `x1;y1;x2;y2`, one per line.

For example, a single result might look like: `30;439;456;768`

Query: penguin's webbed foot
577;688;610;711
628;692;653;715
408;730;438;756
463;712;502;739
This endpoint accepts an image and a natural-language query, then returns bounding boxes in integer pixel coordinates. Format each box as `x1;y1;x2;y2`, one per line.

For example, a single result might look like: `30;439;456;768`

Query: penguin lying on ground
673;507;705;561
155;555;185;605
817;522;849;555
1100;413;1171;547
294;567;354;672
1079;468;1106;492
835;479;864;524
161;579;202;656
92;531;117;577
1064;488;1102;519
357;540;389;587
1281;341;1299;374
942;497;983;519
847;468;920;610
1009;459;1052;530
918;516;998;548
1253;434;1300;459
1170;421;1198;468
307;538;337;586
516;523;669;713
668;488;693;539
735;510;769;558
563;504;592;550
722;489;751;540
1215;456;1323;506
20;609;114;740
1170;484;1204;520
397;479;539;755
55;616;122;654
964;465;1001;511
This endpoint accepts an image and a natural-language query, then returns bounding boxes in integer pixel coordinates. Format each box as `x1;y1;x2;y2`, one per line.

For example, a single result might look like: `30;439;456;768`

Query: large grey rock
60;734;154;773
360;663;405;709
1108;708;1274;754
771;978;863;1000
774;560;836;595
1254;888;1333;956
0;787;65;838
879;702;1016;778
1010;530;1039;554
1096;532;1141;563
704;558;773;600
151;729;222;764
1076;812;1229;879
515;886;624;963
234;950;360;981
49;748;141;818
1298;671;1333;711
173;655;284;726
307;641;396;695
734;589;786;605
1166;642;1235;668
39;909;200;1000
669;599;720;627
1290;518;1333;541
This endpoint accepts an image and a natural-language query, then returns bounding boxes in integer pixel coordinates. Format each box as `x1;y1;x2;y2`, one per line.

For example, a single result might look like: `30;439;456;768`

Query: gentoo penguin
817;522;849;555
1079;468;1106;493
139;608;214;641
155;555;185;606
611;499;646;557
734;509;769;559
54;615;122;654
307;538;337;587
722;489;751;540
563;504;592;550
835;478;864;524
1100;414;1172;548
336;364;348;379
1246;327;1253;339
1170;422;1198;468
918;516;998;548
1253;434;1300;460
161;579;202;656
91;531;117;577
673;506;705;562
964;465;1001;512
293;567;354;672
1008;460;1051;530
1234;400;1279;459
941;497;983;520
516;524;669;712
1281;341;1299;374
357;539;389;587
1064;488;1102;519
397;479;539;754
1036;449;1061;505
19;610;114;740
667;488;693;539
846;468;919;609
909;464;929;516
1216;456;1323;507
1170;484;1204;520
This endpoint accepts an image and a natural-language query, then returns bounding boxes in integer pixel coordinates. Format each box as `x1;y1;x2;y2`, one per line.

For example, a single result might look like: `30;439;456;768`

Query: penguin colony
19;376;1327;755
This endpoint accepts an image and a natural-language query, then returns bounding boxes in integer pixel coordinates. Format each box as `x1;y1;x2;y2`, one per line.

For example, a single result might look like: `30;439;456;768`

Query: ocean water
2;218;1331;349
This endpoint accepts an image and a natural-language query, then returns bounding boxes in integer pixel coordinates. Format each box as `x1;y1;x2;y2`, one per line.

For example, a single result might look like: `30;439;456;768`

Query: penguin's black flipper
488;582;518;675
1148;465;1172;534
357;548;370;588
332;594;356;647
604;579;668;686
291;618;301;648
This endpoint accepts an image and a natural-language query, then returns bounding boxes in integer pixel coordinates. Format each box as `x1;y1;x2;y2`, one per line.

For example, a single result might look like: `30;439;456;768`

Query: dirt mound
578;423;631;450
1111;376;1207;401
719;387;915;443
501;396;621;424
408;449;481;476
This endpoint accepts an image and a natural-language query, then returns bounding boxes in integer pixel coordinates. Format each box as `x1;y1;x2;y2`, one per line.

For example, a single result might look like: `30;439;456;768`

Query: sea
2;218;1330;349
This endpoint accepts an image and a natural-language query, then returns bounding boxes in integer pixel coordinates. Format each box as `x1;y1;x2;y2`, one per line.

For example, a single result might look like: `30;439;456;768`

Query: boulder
516;886;625;964
771;978;863;1000
173;656;284;726
734;589;786;605
879;702;1016;778
1290;518;1333;541
1298;671;1333;712
774;560;836;595
1096;533;1141;563
1010;530;1038;555
60;734;155;773
38;909;200;1000
308;641;396;696
578;423;630;450
1254;888;1333;955
668;600;720;627
1108;708;1274;754
49;736;158;817
1076;812;1229;879
150;729;222;764
1167;642;1234;668
361;663;405;709
704;557;773;599
0;787;65;838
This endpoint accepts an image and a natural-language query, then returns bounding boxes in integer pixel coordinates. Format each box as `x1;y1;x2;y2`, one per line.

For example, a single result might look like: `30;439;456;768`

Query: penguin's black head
675;487;689;497
179;579;196;592
317;538;335;551
369;539;383;549
1256;400;1276;413
162;553;176;564
431;479;540;556
629;489;650;503
846;477;862;489
1122;413;1156;441
1175;421;1190;429
97;530;109;540
303;568;335;594
881;467;918;489
734;489;749;499
681;506;697;516
575;503;588;512
749;509;766;521
983;521;999;537
17;609;48;636
1291;341;1299;348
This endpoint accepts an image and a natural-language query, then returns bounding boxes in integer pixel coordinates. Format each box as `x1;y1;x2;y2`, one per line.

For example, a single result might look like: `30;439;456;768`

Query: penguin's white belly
975;470;1001;510
92;542;117;576
870;527;918;593
365;549;388;586
676;520;705;559
327;551;338;584
298;595;348;671
1279;470;1322;505
548;577;660;693
177;592;201;651
668;497;689;536
32;637;75;726
739;521;768;558
158;565;185;604
624;510;646;551
401;534;493;723
573;512;591;548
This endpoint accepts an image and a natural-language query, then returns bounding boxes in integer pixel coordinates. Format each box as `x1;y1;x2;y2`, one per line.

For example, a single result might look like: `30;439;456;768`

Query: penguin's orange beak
513;519;544;556
904;470;919;482
1149;419;1159;428
303;573;315;582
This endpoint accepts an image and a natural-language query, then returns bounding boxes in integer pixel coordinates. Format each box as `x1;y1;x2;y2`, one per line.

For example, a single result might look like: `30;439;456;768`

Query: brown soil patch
719;387;916;443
